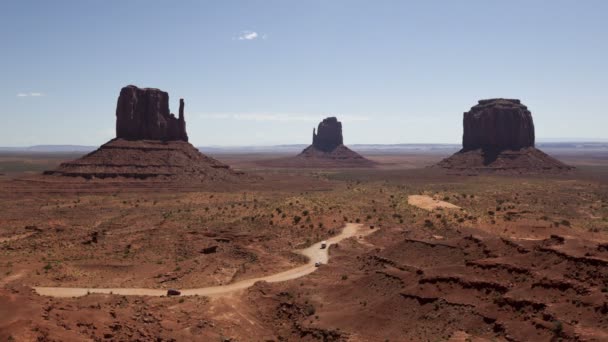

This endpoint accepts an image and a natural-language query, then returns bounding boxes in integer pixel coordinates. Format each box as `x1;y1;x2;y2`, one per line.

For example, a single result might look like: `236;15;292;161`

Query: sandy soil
408;194;460;211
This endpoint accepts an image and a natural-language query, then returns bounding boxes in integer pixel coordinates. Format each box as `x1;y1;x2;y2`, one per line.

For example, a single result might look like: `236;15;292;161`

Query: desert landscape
2;2;607;341
1;86;607;341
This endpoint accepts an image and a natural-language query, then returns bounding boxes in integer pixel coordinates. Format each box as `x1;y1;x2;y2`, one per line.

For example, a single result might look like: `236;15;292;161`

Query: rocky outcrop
116;85;188;141
435;99;572;173
312;117;343;152
44;85;247;181
462;99;534;151
258;117;375;168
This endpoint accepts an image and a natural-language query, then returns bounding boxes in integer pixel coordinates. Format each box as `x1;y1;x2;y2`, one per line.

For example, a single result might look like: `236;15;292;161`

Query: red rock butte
44;85;244;181
435;99;573;173
116;85;188;142
259;117;376;168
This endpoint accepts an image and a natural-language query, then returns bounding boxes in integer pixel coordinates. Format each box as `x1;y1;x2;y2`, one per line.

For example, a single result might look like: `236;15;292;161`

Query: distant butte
312;117;343;152
435;99;573;173
44;85;245;181
260;117;376;168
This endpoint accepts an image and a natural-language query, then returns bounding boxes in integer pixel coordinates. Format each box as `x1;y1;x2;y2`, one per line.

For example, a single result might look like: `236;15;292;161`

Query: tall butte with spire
435;98;572;173
45;85;245;181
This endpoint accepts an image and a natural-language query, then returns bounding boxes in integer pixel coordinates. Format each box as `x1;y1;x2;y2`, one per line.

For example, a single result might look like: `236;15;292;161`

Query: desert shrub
293;216;302;224
552;320;563;336
304;304;316;316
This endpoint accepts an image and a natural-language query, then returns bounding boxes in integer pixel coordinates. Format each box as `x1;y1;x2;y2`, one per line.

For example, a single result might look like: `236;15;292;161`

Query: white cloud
198;112;370;123
17;92;45;97
236;30;260;40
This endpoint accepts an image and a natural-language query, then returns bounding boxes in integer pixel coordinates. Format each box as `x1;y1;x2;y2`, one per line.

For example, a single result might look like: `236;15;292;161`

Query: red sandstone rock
258;117;375;168
312;117;343;152
116;85;188;142
45;86;246;181
463;99;534;151
436;99;572;173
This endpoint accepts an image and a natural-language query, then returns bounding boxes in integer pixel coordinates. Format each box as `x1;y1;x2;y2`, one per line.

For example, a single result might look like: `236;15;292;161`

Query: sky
0;0;606;146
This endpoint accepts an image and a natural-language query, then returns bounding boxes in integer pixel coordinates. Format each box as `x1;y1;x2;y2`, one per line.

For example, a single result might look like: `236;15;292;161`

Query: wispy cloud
17;92;45;97
198;113;370;123
235;30;267;41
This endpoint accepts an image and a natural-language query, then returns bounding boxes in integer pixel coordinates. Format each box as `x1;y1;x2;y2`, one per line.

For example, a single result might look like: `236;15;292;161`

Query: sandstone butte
435;98;573;173
44;85;245;181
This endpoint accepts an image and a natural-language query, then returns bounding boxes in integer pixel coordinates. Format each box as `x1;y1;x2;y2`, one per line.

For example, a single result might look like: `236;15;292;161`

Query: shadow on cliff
481;148;501;166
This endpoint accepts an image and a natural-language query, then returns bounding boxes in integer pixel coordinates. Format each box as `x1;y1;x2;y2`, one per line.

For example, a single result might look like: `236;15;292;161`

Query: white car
320;241;327;249
315;262;322;267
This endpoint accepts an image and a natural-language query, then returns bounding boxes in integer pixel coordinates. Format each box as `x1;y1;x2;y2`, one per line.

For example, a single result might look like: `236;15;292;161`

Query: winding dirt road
34;223;374;298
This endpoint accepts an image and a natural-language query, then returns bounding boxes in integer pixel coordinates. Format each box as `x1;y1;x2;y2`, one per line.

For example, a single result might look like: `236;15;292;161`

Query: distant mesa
435;99;573;173
44;85;244;181
259;117;376;168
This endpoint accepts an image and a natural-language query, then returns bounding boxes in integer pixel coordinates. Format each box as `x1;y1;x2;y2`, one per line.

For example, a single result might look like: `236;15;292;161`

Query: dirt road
34;223;373;298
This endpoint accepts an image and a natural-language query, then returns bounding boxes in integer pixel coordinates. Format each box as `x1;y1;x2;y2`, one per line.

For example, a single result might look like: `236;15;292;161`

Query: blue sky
1;0;606;146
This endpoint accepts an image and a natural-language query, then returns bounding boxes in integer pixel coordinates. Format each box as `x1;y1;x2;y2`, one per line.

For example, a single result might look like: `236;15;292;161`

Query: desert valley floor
1;151;608;341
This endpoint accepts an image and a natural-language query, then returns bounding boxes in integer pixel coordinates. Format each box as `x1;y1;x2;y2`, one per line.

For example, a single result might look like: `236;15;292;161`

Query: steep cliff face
312;117;343;152
116;85;188;142
462;99;534;151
